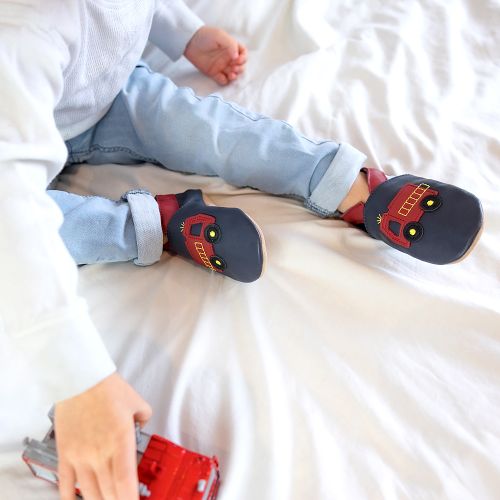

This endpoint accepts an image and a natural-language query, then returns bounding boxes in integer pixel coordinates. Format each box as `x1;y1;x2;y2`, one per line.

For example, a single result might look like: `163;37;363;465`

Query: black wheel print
205;224;222;243
403;222;424;242
420;195;442;212
210;255;227;271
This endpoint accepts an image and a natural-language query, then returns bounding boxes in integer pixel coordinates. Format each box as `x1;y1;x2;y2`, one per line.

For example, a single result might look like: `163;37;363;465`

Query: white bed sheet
1;0;500;499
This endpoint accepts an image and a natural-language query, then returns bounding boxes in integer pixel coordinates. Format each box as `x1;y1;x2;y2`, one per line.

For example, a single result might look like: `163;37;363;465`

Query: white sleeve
149;0;204;61
0;23;116;402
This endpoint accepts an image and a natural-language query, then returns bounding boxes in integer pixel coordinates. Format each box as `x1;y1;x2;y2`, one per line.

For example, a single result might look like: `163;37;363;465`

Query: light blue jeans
49;64;366;266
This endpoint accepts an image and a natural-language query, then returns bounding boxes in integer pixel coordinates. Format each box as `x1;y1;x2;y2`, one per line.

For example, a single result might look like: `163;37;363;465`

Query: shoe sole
452;218;484;264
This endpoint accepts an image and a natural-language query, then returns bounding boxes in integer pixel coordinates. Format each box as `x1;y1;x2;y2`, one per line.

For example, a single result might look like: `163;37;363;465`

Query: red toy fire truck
378;182;441;248
22;410;220;499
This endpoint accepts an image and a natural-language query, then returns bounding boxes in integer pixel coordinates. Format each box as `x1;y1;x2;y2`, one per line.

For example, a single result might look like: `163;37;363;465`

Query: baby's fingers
236;44;247;65
213;71;229;85
229;63;246;75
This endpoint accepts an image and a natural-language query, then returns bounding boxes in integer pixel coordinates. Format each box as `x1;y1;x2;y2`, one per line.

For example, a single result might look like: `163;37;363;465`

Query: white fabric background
1;0;500;498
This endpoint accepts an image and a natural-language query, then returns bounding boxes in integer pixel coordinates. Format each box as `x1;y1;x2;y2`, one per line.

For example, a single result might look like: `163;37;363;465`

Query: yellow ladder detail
398;184;430;216
195;242;215;270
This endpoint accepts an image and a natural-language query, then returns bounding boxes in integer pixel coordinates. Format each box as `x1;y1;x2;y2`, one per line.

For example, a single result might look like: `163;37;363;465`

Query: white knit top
55;0;203;139
0;0;202;401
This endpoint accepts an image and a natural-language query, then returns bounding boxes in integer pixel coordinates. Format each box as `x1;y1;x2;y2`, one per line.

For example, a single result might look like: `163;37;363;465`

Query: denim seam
65;139;74;164
69;144;159;165
304;199;332;218
182;88;332;147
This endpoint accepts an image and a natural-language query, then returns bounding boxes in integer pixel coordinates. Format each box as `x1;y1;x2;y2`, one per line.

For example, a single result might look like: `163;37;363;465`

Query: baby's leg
48;190;163;266
49;189;265;282
63;65;482;265
337;171;370;213
64;64;366;218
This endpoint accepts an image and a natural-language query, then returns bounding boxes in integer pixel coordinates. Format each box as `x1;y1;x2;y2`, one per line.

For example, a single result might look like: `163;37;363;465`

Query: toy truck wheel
420;194;442;212
403;222;424;242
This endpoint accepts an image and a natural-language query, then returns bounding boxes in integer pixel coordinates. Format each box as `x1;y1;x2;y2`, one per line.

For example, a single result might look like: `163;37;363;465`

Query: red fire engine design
181;213;226;273
378;182;441;248
22;413;220;500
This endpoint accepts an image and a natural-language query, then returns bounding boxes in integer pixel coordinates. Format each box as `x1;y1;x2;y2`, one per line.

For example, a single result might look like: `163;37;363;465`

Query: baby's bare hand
55;372;152;500
184;26;247;85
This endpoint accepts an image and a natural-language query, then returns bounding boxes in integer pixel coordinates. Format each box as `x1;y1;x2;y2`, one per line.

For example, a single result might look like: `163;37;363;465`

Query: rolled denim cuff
122;189;163;266
306;143;367;217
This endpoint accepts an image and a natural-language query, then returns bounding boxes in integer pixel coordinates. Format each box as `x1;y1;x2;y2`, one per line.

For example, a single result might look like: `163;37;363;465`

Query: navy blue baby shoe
341;168;483;264
156;190;265;282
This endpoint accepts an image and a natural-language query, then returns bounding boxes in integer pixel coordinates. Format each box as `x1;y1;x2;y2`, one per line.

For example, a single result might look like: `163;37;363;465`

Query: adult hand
184;26;247;85
54;372;152;500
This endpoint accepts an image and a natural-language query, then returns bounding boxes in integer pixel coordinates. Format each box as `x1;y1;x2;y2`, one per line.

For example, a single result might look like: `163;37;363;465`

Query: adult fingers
75;466;104;500
58;461;77;500
134;401;152;427
95;457;118;500
112;427;140;500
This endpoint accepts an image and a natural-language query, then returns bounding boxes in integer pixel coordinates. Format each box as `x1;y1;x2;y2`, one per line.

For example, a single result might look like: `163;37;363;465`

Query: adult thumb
134;399;153;427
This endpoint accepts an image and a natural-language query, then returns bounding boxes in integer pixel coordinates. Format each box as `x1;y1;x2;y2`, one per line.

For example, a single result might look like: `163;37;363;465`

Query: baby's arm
150;0;204;61
150;0;247;85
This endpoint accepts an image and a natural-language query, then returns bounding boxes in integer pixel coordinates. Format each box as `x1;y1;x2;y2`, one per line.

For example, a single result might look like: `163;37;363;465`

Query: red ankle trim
155;194;180;233
341;201;365;225
363;167;388;191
